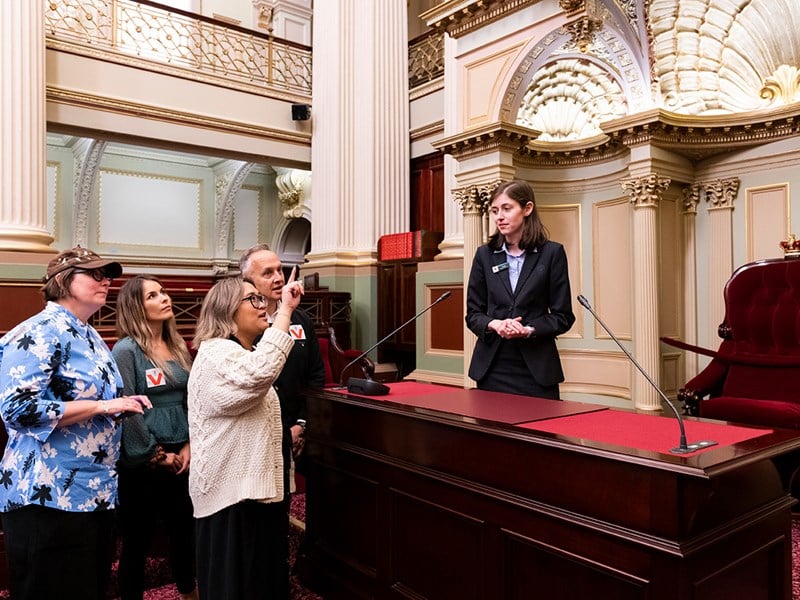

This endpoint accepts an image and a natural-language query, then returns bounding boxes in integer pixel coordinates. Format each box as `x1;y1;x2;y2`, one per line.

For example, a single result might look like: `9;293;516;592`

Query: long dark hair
116;275;192;375
487;180;549;251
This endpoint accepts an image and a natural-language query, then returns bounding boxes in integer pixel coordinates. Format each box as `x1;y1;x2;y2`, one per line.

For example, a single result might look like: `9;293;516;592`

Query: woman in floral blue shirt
0;247;151;600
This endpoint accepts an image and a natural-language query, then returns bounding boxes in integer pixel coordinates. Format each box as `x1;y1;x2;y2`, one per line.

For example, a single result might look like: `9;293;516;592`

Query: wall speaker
292;103;311;121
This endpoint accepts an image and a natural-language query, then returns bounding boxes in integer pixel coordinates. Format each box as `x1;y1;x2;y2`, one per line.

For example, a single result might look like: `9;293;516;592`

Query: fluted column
307;0;408;265
436;35;463;261
621;174;671;411
703;178;739;341
454;180;502;386
680;184;700;380
0;1;53;251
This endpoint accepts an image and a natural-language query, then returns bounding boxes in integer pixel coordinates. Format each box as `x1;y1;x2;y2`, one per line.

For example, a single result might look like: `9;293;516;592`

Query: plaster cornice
47;86;312;148
434;121;539;160
601;106;800;160
421;0;541;38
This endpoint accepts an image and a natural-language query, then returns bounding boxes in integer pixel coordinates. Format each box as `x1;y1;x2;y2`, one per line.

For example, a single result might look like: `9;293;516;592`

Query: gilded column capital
701;177;739;210
452;180;502;216
681;183;700;214
620;174;671;208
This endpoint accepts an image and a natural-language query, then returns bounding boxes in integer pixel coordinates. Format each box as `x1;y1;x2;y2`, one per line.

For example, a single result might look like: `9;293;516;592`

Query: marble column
621;174;671;411
0;1;53;251
436;35;463;261
454;183;493;386
680;184;700;380
703;178;739;343
307;0;409;265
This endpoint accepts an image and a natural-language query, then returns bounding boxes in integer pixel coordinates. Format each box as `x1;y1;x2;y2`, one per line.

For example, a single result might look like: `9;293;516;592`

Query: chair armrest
678;357;729;416
326;326;376;385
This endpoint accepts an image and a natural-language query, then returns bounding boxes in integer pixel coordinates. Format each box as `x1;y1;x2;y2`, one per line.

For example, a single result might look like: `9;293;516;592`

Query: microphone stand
340;291;452;396
577;295;716;454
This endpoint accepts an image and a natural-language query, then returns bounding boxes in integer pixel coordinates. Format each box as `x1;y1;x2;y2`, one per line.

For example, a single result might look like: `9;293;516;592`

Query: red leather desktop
301;382;800;600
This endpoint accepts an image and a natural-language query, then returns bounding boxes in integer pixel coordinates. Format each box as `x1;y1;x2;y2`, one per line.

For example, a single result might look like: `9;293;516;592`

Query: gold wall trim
47;86;311;147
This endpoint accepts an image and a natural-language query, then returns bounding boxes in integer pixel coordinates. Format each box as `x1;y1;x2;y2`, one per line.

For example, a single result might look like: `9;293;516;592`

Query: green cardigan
112;336;190;467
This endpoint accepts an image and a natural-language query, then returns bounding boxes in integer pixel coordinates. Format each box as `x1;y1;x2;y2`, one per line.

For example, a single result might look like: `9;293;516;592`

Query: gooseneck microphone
340;291;453;396
577;294;716;454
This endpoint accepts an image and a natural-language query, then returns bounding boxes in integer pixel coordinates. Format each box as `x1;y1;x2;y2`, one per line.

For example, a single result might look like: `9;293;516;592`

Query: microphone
340;291;453;396
576;294;716;454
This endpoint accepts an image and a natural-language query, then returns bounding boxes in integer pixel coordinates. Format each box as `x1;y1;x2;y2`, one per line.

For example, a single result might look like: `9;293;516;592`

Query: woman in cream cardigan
188;273;303;600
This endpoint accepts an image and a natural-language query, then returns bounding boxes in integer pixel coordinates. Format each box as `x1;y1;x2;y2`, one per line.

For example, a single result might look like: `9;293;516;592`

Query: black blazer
466;240;575;387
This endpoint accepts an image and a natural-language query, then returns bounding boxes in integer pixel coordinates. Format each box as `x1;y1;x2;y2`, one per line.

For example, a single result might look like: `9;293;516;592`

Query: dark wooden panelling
300;386;800;600
410;152;444;233
430;286;463;351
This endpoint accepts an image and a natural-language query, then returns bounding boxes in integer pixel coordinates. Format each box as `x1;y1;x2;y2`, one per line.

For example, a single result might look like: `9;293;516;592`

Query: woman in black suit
466;180;575;399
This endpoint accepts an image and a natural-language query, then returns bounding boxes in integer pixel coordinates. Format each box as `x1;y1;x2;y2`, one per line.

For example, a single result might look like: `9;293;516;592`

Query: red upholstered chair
317;326;375;387
676;257;800;428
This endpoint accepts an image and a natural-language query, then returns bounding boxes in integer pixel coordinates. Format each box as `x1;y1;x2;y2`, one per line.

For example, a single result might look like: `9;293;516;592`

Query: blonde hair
192;276;244;348
116;275;192;376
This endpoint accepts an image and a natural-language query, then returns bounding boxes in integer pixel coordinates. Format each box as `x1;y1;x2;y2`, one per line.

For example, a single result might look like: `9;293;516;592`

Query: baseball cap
44;246;123;282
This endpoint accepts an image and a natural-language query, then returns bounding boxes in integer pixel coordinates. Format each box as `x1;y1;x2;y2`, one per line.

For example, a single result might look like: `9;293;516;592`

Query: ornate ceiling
507;0;800;143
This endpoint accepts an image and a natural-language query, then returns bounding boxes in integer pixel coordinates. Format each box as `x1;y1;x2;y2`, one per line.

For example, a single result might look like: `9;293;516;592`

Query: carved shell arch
501;16;648;142
650;0;800;114
516;58;627;141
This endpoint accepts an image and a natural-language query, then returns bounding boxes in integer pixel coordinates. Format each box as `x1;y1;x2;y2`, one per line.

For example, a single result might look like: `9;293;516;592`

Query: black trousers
2;504;115;600
117;463;196;599
196;499;289;600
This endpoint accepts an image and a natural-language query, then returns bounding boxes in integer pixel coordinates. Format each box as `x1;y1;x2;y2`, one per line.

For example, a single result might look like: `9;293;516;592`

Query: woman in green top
112;275;198;600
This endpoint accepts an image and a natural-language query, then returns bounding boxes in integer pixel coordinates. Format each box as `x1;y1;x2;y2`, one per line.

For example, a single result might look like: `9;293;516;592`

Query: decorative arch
499;4;651;141
273;217;311;268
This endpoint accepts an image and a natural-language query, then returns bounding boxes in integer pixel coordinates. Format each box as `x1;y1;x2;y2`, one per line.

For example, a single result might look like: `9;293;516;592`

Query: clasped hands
490;317;534;340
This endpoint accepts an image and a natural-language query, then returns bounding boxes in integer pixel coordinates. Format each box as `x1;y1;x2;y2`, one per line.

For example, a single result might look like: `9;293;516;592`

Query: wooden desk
301;382;800;600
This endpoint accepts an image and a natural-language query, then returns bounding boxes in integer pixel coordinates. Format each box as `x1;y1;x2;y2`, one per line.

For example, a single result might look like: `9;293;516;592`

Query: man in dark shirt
239;244;326;466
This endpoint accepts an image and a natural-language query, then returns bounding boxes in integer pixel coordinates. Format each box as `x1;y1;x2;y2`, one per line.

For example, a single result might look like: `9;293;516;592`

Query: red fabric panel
701;396;800;429
520;409;769;455
723;365;800;401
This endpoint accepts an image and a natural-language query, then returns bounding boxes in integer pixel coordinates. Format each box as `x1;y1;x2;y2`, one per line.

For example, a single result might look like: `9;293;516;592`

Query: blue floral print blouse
0;301;123;512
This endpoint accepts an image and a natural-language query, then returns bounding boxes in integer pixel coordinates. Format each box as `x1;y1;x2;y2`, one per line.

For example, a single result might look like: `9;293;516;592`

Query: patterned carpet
117;494;320;600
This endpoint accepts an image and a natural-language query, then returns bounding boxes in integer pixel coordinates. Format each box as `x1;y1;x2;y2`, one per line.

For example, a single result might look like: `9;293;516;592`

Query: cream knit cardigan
187;328;294;518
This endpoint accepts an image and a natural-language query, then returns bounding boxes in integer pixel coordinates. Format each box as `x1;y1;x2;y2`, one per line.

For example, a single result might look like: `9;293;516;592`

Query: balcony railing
46;1;444;102
408;30;444;89
45;0;312;99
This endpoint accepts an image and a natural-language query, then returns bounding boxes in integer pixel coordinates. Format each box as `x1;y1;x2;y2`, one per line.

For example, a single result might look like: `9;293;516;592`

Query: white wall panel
98;170;201;248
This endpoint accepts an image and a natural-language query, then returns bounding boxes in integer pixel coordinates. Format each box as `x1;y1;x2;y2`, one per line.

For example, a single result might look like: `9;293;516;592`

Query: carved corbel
275;170;309;219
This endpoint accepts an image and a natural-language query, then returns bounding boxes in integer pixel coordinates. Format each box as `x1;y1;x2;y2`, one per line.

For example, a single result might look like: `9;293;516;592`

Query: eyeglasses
74;268;113;282
241;294;267;309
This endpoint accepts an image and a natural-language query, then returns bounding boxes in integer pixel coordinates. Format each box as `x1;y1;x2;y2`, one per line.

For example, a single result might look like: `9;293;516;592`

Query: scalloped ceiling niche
650;0;800;114
516;58;626;141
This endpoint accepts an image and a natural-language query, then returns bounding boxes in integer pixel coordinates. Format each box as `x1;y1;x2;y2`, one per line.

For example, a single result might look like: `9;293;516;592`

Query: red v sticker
145;368;165;388
289;324;306;340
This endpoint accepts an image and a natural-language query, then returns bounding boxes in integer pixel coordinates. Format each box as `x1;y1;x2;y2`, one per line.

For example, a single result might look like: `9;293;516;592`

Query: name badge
289;324;307;340
492;262;509;274
145;368;165;388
